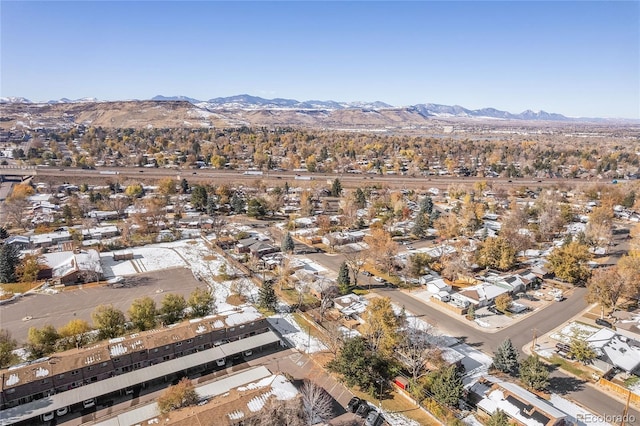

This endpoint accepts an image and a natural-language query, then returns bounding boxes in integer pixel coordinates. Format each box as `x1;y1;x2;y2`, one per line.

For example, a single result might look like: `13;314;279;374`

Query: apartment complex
0;306;281;425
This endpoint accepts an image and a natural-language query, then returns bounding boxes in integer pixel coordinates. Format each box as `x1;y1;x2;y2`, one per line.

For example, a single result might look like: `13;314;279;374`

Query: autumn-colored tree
586;206;614;250
128;297;158;331
92;304;126;339
363;228;398;274
58;319;92;349
157;177;177;197
17;254;40;283
495;294;513;313
361;297;400;356
11;183;35;199
547;242;592;284
586;267;626;318
477;237;517;271
434;213;461;240
157;377;199;414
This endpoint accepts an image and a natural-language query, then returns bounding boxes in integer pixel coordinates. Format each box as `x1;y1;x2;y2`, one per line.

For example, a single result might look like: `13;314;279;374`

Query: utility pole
621;389;631;426
531;328;538;353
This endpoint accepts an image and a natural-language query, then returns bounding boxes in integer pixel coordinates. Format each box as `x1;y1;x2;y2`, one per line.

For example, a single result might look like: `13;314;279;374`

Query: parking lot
2;267;203;343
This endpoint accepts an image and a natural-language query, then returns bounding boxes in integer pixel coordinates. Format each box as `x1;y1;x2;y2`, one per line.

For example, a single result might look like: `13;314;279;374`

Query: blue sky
2;1;638;118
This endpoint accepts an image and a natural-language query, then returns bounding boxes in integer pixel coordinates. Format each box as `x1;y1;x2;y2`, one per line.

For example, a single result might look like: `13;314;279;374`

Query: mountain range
1;95;635;130
2;94;577;121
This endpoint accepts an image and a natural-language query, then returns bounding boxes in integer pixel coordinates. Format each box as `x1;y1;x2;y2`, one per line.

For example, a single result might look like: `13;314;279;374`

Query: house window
113;358;120;363
239;325;245;329
250;322;255;326
186;339;193;344
41;379;49;384
88;366;93;371
153;348;159;353
230;327;235;332
165;345;170;350
176;342;182;346
71;370;79;376
197;335;203;340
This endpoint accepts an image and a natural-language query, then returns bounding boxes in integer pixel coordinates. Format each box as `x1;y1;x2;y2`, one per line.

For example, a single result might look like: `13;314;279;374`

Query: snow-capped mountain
412;103;570;121
0;97;31;104
2;94;620;122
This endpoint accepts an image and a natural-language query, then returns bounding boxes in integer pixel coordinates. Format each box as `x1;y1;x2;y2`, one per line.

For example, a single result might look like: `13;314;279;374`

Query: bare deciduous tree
300;380;334;426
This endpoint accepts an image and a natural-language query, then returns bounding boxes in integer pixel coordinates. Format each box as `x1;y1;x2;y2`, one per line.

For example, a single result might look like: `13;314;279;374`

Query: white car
83;398;96;409
215;358;226;367
56;406;69;416
41;412;55;421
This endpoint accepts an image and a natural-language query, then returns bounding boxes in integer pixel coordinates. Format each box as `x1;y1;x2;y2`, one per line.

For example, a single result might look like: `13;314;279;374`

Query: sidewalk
522;302;640;410
402;287;561;334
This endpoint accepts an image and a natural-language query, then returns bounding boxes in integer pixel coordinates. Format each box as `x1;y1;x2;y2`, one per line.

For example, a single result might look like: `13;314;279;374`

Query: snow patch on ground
383;410;422;426
101;239;261;314
551;321;600;343
268;313;327;353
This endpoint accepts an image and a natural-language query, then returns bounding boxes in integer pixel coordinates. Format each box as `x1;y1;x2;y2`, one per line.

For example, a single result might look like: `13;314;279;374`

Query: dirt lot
2;267;203;343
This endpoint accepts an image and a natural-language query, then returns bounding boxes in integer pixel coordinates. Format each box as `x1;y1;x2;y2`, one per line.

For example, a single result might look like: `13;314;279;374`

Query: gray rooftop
0;331;280;425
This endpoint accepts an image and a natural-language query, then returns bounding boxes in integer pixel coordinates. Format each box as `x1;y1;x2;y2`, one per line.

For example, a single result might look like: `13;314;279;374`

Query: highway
0;165;602;190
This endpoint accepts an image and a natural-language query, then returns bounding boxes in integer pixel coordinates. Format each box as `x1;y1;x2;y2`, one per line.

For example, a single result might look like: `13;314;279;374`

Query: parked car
83;398;96;409
41;412;55;422
362;271;373;277
365;410;385;426
56;406;69;417
555;343;570;353
356;402;372;418
374;276;384;283
347;396;362;413
596;318;614;329
216;358;226;367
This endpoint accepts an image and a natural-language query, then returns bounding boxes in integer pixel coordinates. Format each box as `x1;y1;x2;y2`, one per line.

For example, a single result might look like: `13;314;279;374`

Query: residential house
472;376;569;426
40;250;103;285
458;283;510;307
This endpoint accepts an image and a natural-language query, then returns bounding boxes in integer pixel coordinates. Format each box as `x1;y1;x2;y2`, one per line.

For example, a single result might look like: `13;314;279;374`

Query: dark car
555;343;570;353
365;411;384;426
596;318;614;329
347;397;362;413
356;402;372;418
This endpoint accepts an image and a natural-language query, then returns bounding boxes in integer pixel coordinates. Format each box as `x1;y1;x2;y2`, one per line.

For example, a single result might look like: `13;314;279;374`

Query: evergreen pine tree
230;193;245;214
206;196;217;216
466;304;475;320
431;365;463;407
354;188;366;209
486;409;510;426
420;196;434;215
180;178;189;194
0;244;20;283
412;212;428;238
337;261;351;295
258;281;278;312
331;179;343;197
493;338;519;375
282;232;295;253
519;355;549;391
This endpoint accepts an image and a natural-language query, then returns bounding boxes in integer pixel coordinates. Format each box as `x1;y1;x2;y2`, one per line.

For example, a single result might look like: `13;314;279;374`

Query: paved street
306;250;640;421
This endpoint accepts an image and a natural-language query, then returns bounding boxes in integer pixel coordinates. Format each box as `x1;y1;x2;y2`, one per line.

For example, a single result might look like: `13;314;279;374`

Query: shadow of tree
548;375;586;395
